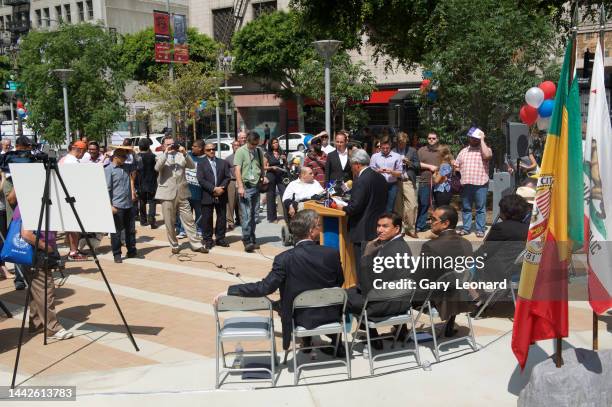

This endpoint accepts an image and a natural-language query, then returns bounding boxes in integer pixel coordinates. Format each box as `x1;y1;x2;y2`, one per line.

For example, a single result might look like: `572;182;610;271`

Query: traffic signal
583;48;595;79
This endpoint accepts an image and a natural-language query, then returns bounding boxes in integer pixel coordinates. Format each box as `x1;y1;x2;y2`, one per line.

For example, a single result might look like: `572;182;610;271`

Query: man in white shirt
282;166;324;216
60;140;86;164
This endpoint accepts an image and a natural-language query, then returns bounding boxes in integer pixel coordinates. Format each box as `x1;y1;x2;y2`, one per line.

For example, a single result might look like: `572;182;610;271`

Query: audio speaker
505;122;530;162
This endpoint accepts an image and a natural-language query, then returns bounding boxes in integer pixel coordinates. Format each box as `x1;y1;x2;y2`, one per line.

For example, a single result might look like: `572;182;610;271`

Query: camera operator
282;167;324;218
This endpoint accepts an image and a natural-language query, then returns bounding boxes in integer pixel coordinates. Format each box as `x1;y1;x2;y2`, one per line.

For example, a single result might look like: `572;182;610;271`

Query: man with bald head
197;142;232;249
282;166;325;217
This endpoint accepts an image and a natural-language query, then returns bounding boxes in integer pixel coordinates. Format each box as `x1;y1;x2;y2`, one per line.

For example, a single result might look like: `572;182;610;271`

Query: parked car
122;134;164;156
277;132;313;152
205;132;234;142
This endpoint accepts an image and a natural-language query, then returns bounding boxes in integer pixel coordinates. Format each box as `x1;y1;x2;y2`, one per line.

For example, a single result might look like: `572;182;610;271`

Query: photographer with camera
155;135;208;255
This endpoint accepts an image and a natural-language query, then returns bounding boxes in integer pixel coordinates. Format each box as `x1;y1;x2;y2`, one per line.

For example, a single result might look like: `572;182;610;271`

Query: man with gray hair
337;149;387;279
1;138;12;154
214;209;345;354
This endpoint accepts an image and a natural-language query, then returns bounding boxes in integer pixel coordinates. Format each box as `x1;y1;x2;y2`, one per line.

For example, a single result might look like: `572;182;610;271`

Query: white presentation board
9;163;116;233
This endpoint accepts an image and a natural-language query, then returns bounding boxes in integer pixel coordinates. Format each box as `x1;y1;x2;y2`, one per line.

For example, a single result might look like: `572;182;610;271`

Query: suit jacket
136;151;158;194
228;241;344;350
154;152;194;201
474;219;528;282
415;229;474;320
325;149;352;185
343;167;387;243
196;156;231;205
356;236;413;317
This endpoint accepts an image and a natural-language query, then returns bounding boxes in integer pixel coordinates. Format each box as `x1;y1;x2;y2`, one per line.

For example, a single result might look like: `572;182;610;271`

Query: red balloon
421;79;431;88
538;81;556;100
16;100;24;109
519;104;538;125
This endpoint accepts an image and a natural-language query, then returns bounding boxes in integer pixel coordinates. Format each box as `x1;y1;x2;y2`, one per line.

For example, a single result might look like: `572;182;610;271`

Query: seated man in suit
197;142;232;250
346;212;413;349
214;209;346;355
414;205;474;337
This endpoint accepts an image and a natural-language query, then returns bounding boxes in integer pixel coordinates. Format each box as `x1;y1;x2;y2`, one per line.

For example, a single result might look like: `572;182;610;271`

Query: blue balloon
427;90;438;101
537;99;554;118
200;100;207;109
303;134;313;147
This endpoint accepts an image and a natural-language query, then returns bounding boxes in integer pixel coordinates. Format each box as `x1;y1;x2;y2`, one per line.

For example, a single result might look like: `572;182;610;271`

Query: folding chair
414;271;478;362
0;299;12;318
472;260;522;320
214;295;277;389
349;281;421;375
289;288;351;385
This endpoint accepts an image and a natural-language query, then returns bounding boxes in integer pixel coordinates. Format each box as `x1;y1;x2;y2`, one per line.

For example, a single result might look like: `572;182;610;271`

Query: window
55;5;62;23
35;9;41;27
86;0;93;20
64;4;71;23
253;1;277;19
212;8;234;46
0;16;4;31
606;49;610;58
43;8;50;26
77;2;84;22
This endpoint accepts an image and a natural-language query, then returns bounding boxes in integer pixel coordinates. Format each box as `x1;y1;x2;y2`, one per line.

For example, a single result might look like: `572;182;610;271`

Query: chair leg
343;323;352;379
219;340;228;368
410;310;421;366
428;302;440;362
215;335;220;389
283;350;289;365
364;317;374;375
270;333;276;387
466;313;478;351
292;330;299;385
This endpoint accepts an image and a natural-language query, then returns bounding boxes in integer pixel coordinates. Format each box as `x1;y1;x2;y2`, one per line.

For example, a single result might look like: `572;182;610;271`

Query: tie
210;159;217;185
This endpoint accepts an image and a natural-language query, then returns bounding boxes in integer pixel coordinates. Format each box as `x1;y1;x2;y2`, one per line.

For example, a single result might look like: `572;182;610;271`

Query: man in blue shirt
105;148;138;263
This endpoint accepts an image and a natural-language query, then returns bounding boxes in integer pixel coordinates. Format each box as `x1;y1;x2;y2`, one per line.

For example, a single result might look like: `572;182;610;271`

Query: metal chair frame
349;282;421;375
214;295;278;389
288;288;351;385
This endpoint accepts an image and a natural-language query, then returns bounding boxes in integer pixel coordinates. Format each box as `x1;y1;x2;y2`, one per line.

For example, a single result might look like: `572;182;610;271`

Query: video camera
0;145;49;173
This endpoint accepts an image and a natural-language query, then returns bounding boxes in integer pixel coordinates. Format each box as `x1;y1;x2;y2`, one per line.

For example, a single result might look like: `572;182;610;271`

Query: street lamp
313;40;341;136
3;89;16;138
216;85;242;158
52;68;74;147
218;54;234;134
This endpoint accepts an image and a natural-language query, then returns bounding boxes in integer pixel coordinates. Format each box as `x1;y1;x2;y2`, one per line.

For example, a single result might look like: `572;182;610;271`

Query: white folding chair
414;271;478;362
214;295;277;388
290;288;351;385
349;281;421;375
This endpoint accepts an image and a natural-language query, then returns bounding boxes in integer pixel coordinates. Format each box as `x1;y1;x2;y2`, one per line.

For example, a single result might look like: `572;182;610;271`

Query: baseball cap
73;141;87;149
467;127;484;140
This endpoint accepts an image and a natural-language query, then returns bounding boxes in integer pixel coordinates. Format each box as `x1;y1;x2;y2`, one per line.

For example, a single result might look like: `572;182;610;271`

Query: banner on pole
153;10;170;42
155;42;172;63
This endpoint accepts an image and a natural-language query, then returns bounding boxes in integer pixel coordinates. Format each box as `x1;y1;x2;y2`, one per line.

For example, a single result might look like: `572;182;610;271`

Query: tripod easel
11;157;139;388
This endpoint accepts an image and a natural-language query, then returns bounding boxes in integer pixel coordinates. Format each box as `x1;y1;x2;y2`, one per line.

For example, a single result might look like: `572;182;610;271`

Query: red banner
153;10;170;41
174;44;189;64
155;42;172;63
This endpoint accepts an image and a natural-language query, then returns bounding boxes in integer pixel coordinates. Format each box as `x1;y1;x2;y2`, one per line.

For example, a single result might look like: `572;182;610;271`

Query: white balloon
525;87;545;108
536;115;550;130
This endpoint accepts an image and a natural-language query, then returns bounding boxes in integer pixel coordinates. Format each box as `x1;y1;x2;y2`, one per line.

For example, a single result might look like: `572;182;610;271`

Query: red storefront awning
364;89;398;104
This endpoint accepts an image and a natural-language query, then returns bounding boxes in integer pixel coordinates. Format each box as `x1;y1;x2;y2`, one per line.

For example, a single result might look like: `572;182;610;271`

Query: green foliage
416;0;560;148
120;27;220;83
138;62;222;139
295;52;376;130
232;10;315;96
18;23;127;144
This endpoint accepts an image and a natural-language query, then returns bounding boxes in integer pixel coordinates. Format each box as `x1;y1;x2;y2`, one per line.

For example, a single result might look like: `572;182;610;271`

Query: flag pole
591;2;606;352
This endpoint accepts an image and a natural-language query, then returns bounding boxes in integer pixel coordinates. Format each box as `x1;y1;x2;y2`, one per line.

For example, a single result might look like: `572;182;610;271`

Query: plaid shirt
455;146;490;186
303;151;328;187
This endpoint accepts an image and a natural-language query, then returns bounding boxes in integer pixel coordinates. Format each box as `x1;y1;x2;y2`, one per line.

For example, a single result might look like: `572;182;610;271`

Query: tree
18;23;126;144
295;52;376;130
138;62;222;140
232;10;317;131
120;27;220;83
416;0;559;155
291;0;603;68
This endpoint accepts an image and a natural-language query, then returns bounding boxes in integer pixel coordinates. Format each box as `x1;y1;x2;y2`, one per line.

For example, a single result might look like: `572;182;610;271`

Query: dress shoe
140;219;149;226
251;242;260;250
114;255;123;263
204;241;215;250
192;246;209;254
126;252;143;259
216;239;230;247
244;243;255;253
320;343;347;358
148;218;158;229
171;246;181;255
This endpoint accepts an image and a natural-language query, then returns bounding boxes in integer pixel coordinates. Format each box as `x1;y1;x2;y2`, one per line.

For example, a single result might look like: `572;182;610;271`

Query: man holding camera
155;136;208;254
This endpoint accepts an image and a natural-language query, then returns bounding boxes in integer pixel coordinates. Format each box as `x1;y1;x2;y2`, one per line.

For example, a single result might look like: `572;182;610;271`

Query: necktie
210;159;217;185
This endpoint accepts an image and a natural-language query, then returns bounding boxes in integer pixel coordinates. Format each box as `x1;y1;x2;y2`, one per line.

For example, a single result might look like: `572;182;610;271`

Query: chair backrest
365;280;415;304
293;288;346;311
216;295;271;313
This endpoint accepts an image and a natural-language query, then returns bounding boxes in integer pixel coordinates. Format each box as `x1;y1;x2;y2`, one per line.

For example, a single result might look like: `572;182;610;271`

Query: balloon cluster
16;100;27;119
420;71;438;102
519;81;556;130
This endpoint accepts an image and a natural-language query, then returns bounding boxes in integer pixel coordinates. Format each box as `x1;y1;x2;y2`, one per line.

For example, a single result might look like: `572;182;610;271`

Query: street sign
5;81;17;91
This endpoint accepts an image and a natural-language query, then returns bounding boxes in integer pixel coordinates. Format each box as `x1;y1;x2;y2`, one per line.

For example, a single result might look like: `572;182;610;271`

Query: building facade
189;0;422;138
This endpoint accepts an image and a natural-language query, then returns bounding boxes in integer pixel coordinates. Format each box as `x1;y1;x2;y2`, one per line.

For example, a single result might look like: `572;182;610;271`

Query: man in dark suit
325;131;352;185
339;149;387;278
347;212;413;348
197;142;231;250
414;205;474;337
214;209;345;353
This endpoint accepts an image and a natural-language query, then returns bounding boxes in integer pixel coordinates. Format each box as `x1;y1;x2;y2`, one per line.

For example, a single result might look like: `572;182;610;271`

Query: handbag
0;218;34;265
450;171;463;194
256;148;269;193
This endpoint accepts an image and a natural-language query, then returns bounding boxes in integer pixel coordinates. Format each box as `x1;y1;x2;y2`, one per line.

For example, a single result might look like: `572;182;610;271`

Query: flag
512;36;583;369
583;41;612;315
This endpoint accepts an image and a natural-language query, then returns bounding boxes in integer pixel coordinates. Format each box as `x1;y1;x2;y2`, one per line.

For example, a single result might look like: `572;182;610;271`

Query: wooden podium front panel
303;201;356;288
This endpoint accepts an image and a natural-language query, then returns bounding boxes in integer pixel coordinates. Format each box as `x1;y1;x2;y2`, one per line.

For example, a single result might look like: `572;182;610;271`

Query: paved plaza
0;212;611;407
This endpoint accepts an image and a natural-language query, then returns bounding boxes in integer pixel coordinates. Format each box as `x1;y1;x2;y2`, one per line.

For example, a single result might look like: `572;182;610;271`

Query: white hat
467;127;484;140
516;186;535;204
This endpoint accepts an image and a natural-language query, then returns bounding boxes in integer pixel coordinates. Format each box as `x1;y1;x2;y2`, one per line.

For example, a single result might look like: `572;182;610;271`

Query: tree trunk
296;93;305;132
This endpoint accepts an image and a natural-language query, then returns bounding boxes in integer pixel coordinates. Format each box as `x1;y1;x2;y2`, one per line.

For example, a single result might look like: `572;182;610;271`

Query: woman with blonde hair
432;145;454;207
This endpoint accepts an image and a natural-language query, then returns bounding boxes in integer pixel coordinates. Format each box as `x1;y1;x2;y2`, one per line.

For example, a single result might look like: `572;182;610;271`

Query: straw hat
516;186;535;205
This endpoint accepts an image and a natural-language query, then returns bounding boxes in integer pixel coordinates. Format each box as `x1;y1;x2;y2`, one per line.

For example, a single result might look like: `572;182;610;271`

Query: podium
303;200;356;288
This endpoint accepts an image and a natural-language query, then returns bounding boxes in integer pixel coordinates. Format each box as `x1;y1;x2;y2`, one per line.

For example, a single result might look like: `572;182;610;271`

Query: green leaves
18;23;126;144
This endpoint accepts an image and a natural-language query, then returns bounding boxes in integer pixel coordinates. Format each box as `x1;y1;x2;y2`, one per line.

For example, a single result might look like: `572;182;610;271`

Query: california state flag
583;41;612;315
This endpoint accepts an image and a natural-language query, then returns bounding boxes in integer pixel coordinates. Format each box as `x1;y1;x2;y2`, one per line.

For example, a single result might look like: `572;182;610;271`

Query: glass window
64;4;71;23
86;0;94;20
35;9;41;27
43;8;50;26
77;2;84;22
212;8;234;46
55;5;62;23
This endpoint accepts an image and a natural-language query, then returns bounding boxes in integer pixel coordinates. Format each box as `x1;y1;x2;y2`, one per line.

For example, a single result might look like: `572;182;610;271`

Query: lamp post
3;90;16;138
313;40;341;136
217;85;242;158
218;54;234;134
52;68;74;147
